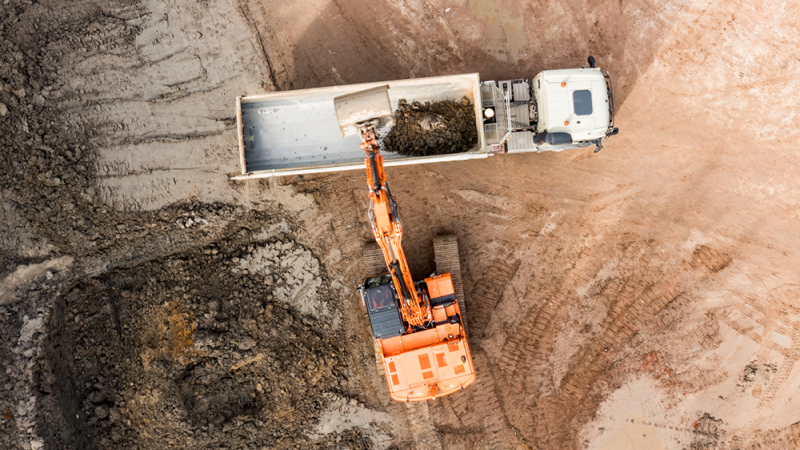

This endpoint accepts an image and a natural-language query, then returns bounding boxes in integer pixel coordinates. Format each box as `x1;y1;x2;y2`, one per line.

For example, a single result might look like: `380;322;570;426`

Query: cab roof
535;68;610;141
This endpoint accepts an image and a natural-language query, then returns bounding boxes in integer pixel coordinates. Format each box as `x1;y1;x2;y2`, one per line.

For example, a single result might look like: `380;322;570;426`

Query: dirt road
1;0;799;449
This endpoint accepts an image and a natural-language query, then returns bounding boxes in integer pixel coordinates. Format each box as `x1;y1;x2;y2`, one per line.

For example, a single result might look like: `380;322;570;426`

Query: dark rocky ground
34;214;364;449
382;98;478;157
0;1;371;448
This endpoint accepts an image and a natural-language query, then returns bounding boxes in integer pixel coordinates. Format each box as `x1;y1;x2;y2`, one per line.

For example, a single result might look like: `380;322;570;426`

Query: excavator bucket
333;85;393;137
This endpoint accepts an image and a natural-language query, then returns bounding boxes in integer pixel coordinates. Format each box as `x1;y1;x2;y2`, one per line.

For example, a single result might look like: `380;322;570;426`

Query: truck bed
233;74;486;179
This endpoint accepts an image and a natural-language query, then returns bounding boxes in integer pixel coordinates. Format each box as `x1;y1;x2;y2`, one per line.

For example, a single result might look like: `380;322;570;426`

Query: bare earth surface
1;0;799;449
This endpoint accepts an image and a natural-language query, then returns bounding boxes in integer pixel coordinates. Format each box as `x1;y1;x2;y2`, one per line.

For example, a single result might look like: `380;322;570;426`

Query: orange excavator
334;86;476;402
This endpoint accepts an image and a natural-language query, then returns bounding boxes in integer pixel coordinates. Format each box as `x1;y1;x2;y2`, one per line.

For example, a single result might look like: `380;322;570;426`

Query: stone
94;405;109;420
238;337;256;351
88;390;107;404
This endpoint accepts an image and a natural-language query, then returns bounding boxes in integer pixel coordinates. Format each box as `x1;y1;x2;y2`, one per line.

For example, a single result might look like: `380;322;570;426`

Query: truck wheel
433;235;468;336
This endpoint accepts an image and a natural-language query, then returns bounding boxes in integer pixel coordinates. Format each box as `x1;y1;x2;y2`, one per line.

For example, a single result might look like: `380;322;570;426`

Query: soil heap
33;218;368;449
382;98;478;157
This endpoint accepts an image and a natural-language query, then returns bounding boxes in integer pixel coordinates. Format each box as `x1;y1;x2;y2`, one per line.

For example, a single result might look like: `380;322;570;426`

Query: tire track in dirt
732;284;800;437
425;258;527;446
710;283;800;445
431;348;524;449
738;421;800;449
404;402;444;449
478;242;735;449
467;259;520;338
236;0;280;91
547;245;732;449
495;245;611;441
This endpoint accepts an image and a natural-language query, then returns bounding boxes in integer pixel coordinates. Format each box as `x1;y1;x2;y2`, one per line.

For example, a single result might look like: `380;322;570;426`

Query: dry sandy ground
2;0;800;449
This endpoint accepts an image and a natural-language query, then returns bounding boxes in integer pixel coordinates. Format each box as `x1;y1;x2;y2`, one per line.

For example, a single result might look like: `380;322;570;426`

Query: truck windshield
573;90;593;116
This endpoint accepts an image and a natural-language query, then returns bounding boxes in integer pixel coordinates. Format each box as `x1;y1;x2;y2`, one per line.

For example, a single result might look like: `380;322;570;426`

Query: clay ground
1;0;799;449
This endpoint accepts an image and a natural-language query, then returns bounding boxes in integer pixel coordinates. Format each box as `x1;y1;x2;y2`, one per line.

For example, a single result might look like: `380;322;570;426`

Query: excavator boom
360;127;430;329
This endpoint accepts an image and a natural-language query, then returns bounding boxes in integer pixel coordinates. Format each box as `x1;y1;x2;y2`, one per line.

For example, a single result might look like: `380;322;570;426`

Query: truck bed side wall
234;73;486;179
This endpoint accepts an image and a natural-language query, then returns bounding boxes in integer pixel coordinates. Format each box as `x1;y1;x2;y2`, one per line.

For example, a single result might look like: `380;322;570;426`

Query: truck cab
533;68;613;145
480;58;618;154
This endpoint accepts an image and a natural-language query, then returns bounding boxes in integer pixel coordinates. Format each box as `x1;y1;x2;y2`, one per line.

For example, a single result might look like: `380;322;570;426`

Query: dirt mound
0;2;372;448
32;217;367;449
382;98;478;157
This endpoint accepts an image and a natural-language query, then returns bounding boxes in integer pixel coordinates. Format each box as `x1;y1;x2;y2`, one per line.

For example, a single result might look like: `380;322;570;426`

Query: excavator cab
360;273;405;339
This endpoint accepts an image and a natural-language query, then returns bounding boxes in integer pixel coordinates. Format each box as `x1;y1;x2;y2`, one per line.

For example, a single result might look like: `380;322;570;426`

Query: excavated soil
0;2;372;448
382;99;478;157
35;213;366;449
3;0;800;449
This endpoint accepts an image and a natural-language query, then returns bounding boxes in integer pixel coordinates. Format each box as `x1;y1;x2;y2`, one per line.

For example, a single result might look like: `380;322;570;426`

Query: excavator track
362;242;387;277
363;240;447;448
361;242;388;374
433;234;468;336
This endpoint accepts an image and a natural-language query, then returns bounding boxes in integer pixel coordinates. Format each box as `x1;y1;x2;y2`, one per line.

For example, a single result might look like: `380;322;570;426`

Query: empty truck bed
233;73;487;179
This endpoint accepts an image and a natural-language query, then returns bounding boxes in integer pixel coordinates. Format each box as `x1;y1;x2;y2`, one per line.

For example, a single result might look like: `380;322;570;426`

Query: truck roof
535;68;610;142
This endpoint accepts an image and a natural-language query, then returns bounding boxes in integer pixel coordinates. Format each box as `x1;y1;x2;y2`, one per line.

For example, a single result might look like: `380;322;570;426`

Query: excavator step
433;234;468;336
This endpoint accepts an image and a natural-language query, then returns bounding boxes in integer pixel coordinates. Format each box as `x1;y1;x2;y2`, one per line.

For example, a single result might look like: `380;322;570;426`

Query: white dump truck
233;57;618;180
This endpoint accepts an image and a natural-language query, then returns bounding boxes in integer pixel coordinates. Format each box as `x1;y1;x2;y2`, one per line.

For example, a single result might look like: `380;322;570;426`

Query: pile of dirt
382;98;478;157
32;217;368;449
0;1;126;263
0;2;374;448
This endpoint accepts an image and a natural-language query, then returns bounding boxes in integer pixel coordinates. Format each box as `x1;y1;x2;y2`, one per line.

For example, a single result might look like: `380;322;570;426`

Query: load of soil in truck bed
382;98;478;156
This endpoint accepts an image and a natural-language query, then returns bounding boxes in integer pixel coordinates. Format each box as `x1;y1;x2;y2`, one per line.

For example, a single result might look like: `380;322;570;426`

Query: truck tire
433;235;468;336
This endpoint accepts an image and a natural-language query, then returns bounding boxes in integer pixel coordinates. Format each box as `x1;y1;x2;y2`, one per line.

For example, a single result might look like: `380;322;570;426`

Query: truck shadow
241;0;689;109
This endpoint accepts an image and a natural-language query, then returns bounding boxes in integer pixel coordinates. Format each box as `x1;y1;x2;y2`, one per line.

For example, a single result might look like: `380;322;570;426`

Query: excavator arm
359;125;431;329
